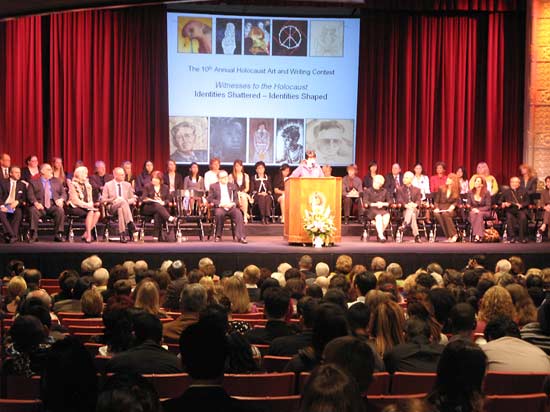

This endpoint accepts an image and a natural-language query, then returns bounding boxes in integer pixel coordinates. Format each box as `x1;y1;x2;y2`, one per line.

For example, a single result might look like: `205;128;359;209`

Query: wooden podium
284;177;342;244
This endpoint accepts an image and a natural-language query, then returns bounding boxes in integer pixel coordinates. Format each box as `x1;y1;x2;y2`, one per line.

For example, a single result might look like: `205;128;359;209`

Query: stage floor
2;233;550;276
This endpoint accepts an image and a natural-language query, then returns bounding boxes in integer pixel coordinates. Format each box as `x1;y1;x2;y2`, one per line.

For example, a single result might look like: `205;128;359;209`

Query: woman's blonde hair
223;276;251;314
134;280;162;316
7;276;27;304
478;286;515;323
81;289;104;317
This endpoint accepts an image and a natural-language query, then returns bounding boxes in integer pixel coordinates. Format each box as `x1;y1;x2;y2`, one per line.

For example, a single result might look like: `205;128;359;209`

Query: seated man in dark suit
88;160;113;202
383;317;444;374
163;321;255;412
106;311;182;375
245;286;295;345
207;170;247;244
27;163;67;242
501;176;530;243
268;296;318;356
384;163;404;201
0;166;26;243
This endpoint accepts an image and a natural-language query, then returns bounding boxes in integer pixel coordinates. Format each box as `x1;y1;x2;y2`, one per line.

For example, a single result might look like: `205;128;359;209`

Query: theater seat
142;373;191;399
366;393;427;412
5;375;41;399
234;395;300;412
391;372;436;394
484;393;547;412
94;355;111;373
231;313;265;320
262;356;292;373
299;372;390;396
0;399;43;412
223;373;296;397
483;372;549;395
61;318;103;327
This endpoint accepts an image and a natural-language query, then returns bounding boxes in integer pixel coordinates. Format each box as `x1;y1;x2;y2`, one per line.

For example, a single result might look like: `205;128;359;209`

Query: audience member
97;373;161;412
163;283;207;343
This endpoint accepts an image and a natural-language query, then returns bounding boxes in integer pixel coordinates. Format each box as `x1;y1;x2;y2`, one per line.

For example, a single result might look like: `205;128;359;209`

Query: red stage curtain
0;16;44;165
355;11;524;182
48;5;168;171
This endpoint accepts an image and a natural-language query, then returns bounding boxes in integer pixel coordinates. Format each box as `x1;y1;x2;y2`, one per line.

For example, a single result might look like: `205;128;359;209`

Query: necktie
117;183;122;197
395;176;400;189
6;181;16;204
44;180;52;209
3;168;8;179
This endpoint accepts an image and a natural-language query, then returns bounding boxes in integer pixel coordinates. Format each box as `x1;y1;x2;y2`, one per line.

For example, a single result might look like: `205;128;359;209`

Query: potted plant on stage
303;191;337;248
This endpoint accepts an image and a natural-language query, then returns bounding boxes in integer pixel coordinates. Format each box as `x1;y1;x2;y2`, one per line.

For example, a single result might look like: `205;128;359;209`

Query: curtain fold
355;11;524;182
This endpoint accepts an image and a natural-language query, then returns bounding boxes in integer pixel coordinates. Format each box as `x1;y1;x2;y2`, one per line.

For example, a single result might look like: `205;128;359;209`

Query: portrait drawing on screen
248;118;274;163
177;16;213;54
244;19;270;55
276;119;304;165
305;119;354;165
169;117;208;163
216;18;242;55
310;20;344;57
210;117;247;163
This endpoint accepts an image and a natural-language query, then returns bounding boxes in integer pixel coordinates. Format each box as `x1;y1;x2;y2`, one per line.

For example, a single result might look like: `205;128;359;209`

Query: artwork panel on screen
169;116;208;163
275;119;305;164
210;117;247;164
249;118;274;163
177;16;213;54
167;12;360;165
216;18;242;55
305;119;354;165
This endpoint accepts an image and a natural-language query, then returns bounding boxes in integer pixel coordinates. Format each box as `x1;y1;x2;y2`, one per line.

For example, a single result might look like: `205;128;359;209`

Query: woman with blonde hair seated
68;166;101;243
222;275;257;314
134;280;168;318
469;162;498;196
5;276;27;313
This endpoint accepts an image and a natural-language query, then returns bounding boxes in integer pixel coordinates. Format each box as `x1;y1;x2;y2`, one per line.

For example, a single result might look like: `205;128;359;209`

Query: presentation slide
167;12;360;166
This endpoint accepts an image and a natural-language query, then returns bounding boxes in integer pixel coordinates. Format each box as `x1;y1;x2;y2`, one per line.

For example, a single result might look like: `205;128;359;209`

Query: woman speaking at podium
290;150;324;178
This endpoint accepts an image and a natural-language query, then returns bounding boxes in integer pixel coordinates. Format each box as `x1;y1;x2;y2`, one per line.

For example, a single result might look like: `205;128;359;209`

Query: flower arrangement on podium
303;204;337;248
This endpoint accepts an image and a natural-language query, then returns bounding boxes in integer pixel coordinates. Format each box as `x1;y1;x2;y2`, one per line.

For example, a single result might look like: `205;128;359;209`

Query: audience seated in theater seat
163;320;257;412
53;277;91;314
268;296;318;356
41;337;98;412
426;338;487;412
244;286;295;345
481;316;550;373
96;303;134;357
18;298;65;342
162;283;207;343
520;298;550;355
97;373;161;412
346;302;385;372
106;311;182;375
243;264;261;303
448;302;486;345
348;271;377;307
384;317;444;374
299;363;365;412
285;303;349;374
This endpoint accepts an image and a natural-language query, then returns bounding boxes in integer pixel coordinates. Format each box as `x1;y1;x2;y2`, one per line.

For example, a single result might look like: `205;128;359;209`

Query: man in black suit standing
207;170;247;243
162;321;254;412
384;163;404;200
27;163;67;242
0;166;26;243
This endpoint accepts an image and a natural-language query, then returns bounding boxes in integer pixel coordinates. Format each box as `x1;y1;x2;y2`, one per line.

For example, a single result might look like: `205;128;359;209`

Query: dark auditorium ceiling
0;0;364;20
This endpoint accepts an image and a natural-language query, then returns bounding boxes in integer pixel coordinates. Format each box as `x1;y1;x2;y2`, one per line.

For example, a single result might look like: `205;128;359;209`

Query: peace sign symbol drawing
278;25;302;50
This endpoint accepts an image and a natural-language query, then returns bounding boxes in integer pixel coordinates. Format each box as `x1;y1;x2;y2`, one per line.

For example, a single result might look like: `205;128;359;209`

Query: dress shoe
414;235;421;243
54;233;66;242
120;234;128;244
238;238;248;244
29;232;38;243
520;238;528;244
214;236;221;242
344;217;349;225
265;217;270;225
509;238;516;244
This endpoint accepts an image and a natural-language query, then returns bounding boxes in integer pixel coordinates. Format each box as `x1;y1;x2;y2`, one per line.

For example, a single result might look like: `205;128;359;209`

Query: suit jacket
135;173;152;196
244;320;295;345
250;175;272;195
434;188;459;210
68;179;94;209
102;180;136;205
0;179;27;206
383;339;445;374
105;341;182;375
162;313;199;344
141;183;170;203
502;187;530;210
268;330;313;356
396;185;421;206
163;386;257;412
27;177;67;206
89;173;113;201
166;172;184;192
384;173;405;194
207;182;239;208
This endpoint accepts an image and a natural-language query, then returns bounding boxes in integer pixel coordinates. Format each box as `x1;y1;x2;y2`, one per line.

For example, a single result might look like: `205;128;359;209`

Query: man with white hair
396;171;422;243
207;170;247;244
198;257;213;271
89;160;113;201
102;167;136;243
315;262;330;278
27;163;67;242
81;255;103;276
495;259;512;275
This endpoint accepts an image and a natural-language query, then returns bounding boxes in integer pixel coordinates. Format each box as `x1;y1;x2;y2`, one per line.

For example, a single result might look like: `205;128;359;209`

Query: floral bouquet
303;205;337;247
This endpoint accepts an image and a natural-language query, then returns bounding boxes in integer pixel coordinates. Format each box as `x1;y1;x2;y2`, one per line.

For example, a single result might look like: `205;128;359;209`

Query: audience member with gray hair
162;284;207;343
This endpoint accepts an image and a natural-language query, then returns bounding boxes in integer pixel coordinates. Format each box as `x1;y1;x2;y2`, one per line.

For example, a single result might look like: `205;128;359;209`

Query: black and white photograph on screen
305;119;354;165
169;116;208;163
216;18;242;55
177;16;213;54
310;20;344;57
244;19;270;55
248;118;274;164
275;119;304;165
272;20;308;57
209;117;247;163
